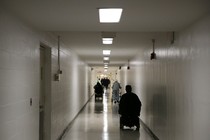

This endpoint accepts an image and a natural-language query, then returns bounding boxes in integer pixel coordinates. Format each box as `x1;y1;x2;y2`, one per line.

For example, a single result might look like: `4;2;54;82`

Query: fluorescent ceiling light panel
103;50;111;55
104;62;109;65
104;57;109;60
99;8;123;23
102;38;113;44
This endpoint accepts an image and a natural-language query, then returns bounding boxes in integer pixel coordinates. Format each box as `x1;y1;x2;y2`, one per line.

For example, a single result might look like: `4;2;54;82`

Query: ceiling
2;0;210;69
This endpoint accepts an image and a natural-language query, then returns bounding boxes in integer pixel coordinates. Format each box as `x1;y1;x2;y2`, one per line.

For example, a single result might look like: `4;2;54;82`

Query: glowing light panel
103;50;111;55
102;38;113;44
99;8;123;23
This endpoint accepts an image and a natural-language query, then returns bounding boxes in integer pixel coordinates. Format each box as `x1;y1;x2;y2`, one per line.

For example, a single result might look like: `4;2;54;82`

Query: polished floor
62;89;154;140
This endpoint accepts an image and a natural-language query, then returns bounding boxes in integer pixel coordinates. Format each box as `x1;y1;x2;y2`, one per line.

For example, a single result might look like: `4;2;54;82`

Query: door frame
40;43;52;140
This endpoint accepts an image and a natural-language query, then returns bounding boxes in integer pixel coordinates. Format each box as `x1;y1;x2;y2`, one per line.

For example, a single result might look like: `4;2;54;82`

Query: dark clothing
119;92;141;117
94;82;103;94
101;78;110;89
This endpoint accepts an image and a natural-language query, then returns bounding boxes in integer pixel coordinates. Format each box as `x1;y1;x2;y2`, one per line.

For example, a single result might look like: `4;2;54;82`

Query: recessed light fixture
103;50;111;55
104;62;109;65
104;57;109;61
99;8;123;23
102;38;113;44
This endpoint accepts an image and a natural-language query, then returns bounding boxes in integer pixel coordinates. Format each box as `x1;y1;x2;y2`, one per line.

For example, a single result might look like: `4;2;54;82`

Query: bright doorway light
99;8;123;23
104;62;109;65
104;66;108;69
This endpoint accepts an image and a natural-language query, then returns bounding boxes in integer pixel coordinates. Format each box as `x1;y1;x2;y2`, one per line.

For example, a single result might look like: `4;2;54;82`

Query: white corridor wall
120;14;210;140
0;8;91;140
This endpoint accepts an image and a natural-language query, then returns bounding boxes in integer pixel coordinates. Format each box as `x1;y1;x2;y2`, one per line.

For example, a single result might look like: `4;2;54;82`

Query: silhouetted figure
101;78;111;89
101;78;105;87
105;78;110;89
94;82;103;100
119;85;142;131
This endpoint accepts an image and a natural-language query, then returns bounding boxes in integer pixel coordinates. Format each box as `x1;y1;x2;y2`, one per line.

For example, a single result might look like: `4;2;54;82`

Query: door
40;46;45;140
39;45;51;140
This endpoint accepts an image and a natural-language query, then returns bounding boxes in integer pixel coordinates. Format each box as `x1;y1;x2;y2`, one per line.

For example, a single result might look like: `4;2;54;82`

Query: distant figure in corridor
101;78;110;89
112;80;121;103
94;82;103;100
119;85;142;131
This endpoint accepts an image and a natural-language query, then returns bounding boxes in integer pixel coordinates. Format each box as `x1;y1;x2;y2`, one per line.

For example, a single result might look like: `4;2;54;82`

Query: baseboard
140;119;159;140
57;94;95;140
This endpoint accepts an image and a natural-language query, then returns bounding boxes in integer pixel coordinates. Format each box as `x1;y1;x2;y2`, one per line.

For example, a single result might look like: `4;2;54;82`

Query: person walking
112;80;121;103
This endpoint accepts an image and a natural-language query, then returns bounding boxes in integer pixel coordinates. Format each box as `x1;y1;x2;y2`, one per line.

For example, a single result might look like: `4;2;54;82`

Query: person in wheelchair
119;85;142;131
94;82;103;100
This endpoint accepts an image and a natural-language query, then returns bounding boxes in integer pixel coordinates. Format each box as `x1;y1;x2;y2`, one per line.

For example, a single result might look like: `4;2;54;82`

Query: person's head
125;85;132;93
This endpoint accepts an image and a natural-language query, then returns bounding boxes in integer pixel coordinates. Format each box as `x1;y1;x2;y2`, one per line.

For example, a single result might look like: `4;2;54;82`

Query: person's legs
112;90;117;103
115;90;120;102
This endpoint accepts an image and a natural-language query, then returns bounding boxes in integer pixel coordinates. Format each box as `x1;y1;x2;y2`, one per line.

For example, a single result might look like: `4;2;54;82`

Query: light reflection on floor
63;89;153;140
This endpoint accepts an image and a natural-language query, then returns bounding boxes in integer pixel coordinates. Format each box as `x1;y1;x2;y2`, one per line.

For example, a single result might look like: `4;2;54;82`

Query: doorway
39;45;51;140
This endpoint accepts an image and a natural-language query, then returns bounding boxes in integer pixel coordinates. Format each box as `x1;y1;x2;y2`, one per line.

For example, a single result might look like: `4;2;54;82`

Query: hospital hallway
1;1;210;140
62;89;153;140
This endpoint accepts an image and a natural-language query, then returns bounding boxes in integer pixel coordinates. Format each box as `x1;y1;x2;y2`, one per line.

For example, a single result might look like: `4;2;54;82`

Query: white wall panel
0;8;39;140
123;14;210;140
0;8;90;140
